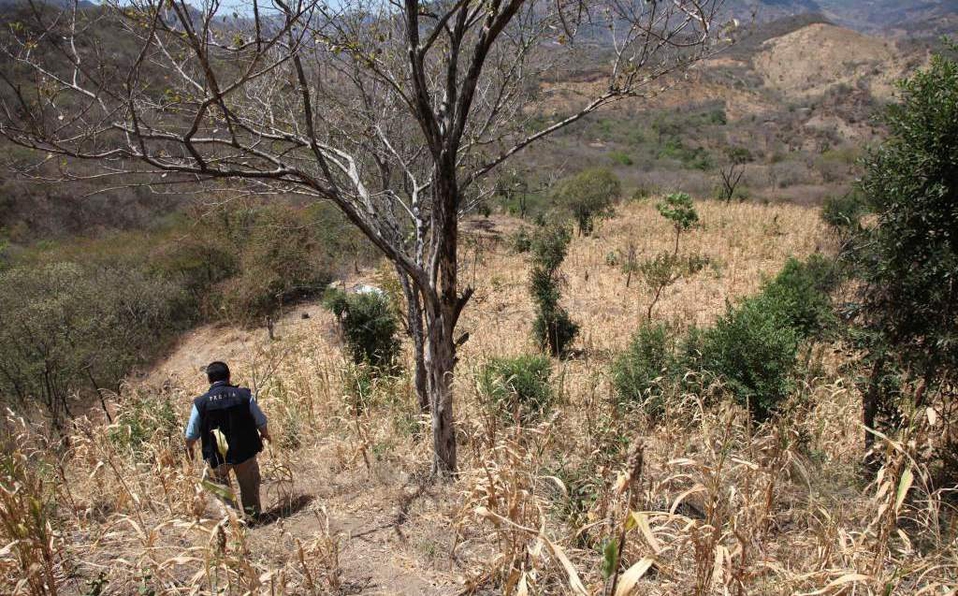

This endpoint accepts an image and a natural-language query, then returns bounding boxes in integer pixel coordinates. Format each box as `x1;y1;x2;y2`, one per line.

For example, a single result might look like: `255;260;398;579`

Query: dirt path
138;293;463;595
241;441;462;595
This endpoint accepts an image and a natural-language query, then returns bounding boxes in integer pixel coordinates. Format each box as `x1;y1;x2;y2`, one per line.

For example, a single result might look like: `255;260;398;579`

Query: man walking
185;361;270;518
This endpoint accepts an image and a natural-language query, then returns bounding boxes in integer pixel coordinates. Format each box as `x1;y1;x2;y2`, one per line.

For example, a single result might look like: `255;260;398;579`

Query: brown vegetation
3;199;954;594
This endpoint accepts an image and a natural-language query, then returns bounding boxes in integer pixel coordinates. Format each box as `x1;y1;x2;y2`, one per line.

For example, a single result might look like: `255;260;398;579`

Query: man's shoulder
196;384;251;405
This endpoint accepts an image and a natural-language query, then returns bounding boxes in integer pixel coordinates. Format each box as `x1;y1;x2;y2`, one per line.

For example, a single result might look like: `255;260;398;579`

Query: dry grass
2;199;956;595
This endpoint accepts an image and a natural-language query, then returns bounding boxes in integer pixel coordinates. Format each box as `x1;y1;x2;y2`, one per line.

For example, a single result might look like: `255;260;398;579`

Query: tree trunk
423;171;465;477
425;305;457;476
405;279;429;414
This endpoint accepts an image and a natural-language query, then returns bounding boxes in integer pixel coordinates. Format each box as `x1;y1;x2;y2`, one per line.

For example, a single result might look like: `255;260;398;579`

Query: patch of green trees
0;201;375;427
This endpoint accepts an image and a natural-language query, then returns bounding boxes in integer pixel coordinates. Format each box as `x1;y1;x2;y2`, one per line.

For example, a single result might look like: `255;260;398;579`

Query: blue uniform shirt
184;384;268;440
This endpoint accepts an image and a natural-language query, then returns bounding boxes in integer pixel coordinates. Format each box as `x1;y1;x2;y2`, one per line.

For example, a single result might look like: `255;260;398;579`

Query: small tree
636;192;702;319
555;169;622;236
718;146;751;204
854;48;958;456
529;223;579;357
657;192;699;256
637;253;706;321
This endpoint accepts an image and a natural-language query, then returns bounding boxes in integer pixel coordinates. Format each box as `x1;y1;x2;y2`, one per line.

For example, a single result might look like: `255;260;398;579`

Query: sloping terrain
723;0;958;35
751;22;908;99
10;198;953;594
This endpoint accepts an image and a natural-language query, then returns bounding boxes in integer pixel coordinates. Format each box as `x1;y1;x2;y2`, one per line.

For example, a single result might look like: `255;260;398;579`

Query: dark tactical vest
194;383;263;468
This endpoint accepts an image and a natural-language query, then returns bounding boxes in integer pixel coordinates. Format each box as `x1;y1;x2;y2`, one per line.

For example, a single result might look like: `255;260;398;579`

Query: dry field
2;200;956;595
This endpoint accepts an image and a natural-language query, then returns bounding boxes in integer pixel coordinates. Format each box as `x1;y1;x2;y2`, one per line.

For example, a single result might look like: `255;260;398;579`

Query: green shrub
529;224;579;357
630;186;655;202
218;206;332;321
0;263;188;425
820;192;865;231
608;151;634;166
852;49;958;459
658;137;713;170
532;309;579;358
108;392;179;456
697;255;835;421
323;288;401;371
759;255;837;339
611;323;675;418
708;108;728;125
479;355;553;422
150;236;237;316
511;227;532;253
554;168;621;236
701;299;799;422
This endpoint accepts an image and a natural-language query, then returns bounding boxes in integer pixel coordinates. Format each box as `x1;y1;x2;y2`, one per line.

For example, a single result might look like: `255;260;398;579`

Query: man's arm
184;404;201;459
250;397;271;442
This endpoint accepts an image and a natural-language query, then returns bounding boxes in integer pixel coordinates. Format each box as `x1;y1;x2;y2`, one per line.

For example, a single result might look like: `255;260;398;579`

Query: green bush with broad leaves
700;255;837;421
613;254;837;423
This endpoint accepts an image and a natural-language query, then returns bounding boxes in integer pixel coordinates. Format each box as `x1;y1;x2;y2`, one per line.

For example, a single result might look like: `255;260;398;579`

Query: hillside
5;198;955;594
512;17;924;211
751;23;908;99
723;0;958;35
0;7;934;249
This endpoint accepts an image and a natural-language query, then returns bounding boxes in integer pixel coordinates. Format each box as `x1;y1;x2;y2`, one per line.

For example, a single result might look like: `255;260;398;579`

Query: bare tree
0;0;727;475
719;160;744;203
718;146;749;203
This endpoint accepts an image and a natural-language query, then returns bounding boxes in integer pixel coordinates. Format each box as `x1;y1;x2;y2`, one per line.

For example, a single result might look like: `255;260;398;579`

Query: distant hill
725;0;958;35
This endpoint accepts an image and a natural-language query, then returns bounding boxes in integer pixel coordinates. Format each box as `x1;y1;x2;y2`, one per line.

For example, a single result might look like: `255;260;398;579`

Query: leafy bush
108;391;179;456
630;186;655;202
479;355;553;422
323;288;401;371
529;224;579;357
759;255;837;339
511;227;532;253
608;151;634;166
0;263;188;425
611;323;675;418
852;48;958;459
701;300;799;421
658;137;713;170
217;205;332;321
820;192;865;233
554;168;621;236
150;235;238;317
697;255;836;421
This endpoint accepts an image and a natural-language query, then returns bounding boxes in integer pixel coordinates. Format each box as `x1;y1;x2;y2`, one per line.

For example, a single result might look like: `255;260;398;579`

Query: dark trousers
209;456;262;517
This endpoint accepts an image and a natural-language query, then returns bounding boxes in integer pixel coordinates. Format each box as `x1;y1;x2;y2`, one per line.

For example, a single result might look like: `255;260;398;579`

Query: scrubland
2;199;955;595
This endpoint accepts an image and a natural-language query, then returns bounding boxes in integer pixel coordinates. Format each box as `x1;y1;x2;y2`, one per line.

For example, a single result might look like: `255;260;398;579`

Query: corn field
1;201;956;594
